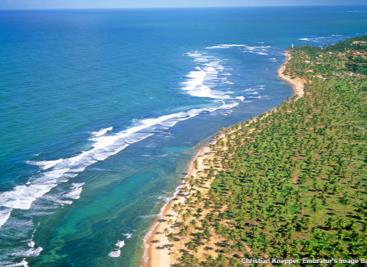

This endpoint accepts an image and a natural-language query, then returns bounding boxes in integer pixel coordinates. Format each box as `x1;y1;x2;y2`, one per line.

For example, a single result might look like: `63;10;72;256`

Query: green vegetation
172;37;367;266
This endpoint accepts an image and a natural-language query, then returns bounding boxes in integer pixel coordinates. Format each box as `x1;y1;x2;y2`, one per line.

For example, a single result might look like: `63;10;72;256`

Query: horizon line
0;4;366;11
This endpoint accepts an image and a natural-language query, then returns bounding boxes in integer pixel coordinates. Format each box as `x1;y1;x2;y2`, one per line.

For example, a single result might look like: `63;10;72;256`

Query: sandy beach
142;142;218;267
141;50;305;267
278;51;305;99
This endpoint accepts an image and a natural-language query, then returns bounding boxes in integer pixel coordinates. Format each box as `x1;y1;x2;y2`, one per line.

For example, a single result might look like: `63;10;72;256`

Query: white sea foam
235;96;245;102
0;228;41;266
247;91;259;95
108;232;132;257
27;159;64;171
220;101;240;110
0;48;245;263
181;51;244;100
186;51;210;63
116;240;125;248
63;183;85;200
299;34;343;43
108;250;121;258
243;45;271;56
11;246;43;258
3;259;29;267
183;48;247;103
0;102;239;228
108;240;126;258
0;208;12;228
24;247;43;257
182;51;235;100
206;43;271;56
241;85;265;93
27;240;35;248
206;44;247;49
123;232;133;239
91;127;113;138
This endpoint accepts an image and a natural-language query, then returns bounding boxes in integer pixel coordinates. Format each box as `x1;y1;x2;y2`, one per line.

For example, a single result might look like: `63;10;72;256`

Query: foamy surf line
183;50;247;102
0;103;241;229
108;232;133;258
0;224;43;267
298;34;345;44
206;43;271;56
183;51;233;99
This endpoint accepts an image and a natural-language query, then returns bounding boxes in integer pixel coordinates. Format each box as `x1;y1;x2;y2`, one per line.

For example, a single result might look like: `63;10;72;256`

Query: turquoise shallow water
0;6;366;267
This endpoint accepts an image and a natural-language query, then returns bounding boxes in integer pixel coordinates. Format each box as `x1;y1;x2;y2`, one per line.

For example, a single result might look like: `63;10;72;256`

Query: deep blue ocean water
0;6;366;267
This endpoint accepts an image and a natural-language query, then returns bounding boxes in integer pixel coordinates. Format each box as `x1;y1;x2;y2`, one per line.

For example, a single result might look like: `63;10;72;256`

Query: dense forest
162;37;367;266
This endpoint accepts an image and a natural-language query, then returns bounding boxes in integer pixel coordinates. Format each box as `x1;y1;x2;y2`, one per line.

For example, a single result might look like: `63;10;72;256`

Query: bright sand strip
278;51;305;99
141;144;216;267
141;51;305;267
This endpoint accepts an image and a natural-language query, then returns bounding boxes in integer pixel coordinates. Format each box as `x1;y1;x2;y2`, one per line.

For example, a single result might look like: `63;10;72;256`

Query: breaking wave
182;51;233;99
206;43;271;56
108;232;133;258
0;102;240;229
0;45;248;265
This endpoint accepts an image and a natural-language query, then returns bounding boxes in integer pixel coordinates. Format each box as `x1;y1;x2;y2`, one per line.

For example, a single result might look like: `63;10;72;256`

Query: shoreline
278;51;305;99
142;142;216;267
141;50;305;267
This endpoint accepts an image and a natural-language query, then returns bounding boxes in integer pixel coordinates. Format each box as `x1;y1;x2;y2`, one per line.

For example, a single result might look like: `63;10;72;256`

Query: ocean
0;6;366;267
